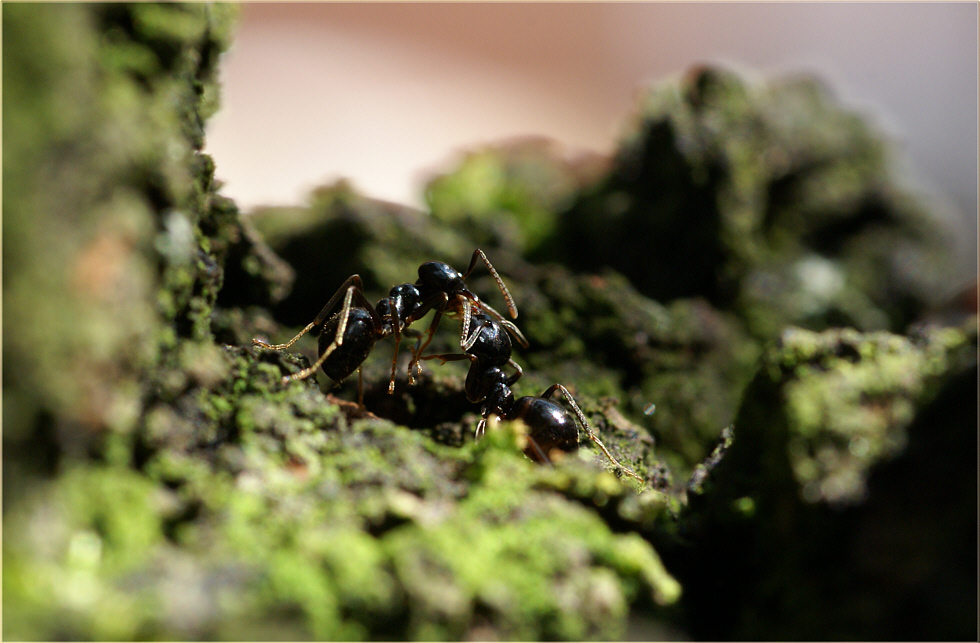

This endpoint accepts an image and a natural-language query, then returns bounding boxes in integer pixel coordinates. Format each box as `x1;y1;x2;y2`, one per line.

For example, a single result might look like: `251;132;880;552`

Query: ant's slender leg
420;351;491;439
400;292;447;383
505;359;523;385
419;353;473;365
280;284;358;385
252;274;365;351
525;435;553;465
392;327;424;389
387;333;403;394
461;300;489;352
387;299;402;395
476;415;551;464
311;275;367;327
386;324;425;394
356;367;364;409
543;384;645;485
463;249;518;319
480;303;529;348
499;319;529;349
407;294;449;384
253;321;317;351
460;299;474;349
457;301;526;353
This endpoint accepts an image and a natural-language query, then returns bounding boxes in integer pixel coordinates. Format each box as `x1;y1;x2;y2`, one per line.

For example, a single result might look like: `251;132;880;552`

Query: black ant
423;312;645;484
252;250;527;400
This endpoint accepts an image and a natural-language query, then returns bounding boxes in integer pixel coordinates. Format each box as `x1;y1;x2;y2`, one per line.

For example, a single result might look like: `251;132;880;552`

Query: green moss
5;5;972;639
767;326;970;504
542;67;953;338
378;440;678;640
425;142;587;253
3;2;240;473
2;465;175;639
675;323;977;639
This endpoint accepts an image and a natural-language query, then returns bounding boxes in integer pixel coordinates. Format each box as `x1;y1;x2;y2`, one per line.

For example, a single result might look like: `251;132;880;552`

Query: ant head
383;283;422;321
464;314;511;364
416;261;468;298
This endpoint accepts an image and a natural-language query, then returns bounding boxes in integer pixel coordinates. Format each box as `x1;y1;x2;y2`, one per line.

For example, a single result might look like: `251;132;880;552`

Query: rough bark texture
4;4;976;640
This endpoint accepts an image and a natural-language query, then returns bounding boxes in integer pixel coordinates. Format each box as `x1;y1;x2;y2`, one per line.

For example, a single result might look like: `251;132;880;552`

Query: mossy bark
4;4;975;640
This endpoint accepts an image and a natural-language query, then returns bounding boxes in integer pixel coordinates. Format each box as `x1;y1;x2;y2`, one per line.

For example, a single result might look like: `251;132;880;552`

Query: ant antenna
546;384;645;486
464;249;519;319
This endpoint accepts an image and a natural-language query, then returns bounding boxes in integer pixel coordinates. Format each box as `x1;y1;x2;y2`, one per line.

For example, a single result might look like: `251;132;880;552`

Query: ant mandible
423;311;645;485
252;250;527;399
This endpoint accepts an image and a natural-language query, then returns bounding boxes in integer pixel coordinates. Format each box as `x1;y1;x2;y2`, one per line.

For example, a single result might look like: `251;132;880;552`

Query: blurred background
204;2;977;282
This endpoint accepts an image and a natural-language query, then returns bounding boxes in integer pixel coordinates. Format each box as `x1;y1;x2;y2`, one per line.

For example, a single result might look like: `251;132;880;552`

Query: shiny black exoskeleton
406;253;528;383
313;306;379;384
252;250;523;398
425;312;644;483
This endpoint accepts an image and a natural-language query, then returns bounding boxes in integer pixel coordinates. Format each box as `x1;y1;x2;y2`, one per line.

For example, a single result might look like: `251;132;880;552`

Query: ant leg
460;298;474;349
253;321;316;351
506;359;523;386
395;326;423;372
311;275;367;327
479;303;529;348
461;300;488;352
420;353;473;365
525;435;553;465
543;384;645;485
252;274;365;351
356;367;364;409
387;333;402;394
386;301;426;394
280;284;358;385
407;295;449;384
387;299;403;395
499;319;529;349
463;249;518;319
475;413;551;465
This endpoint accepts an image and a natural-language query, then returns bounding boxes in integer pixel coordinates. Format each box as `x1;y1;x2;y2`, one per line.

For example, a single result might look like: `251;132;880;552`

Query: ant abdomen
511;396;579;463
317;308;378;382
